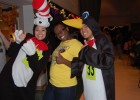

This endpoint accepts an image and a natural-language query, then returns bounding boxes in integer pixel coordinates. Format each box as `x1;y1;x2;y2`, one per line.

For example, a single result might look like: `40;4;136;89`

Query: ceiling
1;0;140;26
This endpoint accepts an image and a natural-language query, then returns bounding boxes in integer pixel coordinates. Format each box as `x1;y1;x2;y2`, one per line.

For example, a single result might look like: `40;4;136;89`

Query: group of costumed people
0;0;115;100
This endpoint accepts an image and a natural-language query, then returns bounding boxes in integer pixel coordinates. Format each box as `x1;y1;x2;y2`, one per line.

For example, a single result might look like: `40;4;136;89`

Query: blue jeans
43;83;77;100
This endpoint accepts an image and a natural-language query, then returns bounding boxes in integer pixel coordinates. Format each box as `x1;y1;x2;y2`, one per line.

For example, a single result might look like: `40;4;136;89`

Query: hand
22;40;36;56
18;31;26;42
55;52;65;64
14;30;26;44
82;39;88;48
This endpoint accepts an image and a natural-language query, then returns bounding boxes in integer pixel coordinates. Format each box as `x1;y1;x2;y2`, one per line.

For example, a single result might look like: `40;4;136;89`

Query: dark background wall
79;0;101;22
1;0;140;26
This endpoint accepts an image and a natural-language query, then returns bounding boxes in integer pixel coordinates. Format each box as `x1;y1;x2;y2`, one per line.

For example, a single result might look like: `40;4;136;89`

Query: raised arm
0;29;10;49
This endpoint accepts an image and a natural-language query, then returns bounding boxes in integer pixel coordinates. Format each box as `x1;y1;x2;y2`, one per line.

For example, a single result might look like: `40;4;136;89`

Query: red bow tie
87;39;96;47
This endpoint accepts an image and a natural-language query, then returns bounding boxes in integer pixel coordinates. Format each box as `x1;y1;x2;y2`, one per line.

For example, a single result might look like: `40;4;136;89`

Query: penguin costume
63;12;115;100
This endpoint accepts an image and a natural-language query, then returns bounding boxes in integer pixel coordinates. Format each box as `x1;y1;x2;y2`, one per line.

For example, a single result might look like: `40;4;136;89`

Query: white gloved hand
22;40;36;56
14;30;23;44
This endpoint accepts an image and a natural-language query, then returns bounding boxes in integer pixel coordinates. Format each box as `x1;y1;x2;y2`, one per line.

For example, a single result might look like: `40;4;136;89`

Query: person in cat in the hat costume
0;0;53;100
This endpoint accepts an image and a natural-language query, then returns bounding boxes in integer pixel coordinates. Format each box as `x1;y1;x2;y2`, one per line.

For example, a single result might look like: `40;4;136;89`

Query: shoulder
71;39;83;46
96;33;110;43
96;33;113;48
69;39;83;51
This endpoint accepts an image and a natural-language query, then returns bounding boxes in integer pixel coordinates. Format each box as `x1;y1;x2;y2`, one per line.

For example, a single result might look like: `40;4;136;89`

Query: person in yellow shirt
43;20;83;100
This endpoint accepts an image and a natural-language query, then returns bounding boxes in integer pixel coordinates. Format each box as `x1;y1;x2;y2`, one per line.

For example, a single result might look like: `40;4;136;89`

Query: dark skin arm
55;52;71;68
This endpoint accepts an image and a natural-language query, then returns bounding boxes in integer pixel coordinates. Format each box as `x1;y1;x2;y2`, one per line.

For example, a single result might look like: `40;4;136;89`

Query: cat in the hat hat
32;0;53;27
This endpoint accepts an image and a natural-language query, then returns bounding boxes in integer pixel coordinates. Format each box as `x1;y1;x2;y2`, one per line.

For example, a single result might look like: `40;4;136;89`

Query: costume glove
14;30;23;44
22;39;36;56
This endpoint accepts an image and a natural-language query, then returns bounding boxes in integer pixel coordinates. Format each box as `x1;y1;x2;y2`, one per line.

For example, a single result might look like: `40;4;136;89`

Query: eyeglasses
56;27;66;35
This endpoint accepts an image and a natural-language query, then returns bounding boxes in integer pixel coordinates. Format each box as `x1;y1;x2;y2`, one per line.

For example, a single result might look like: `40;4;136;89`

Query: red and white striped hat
32;0;51;18
32;0;53;27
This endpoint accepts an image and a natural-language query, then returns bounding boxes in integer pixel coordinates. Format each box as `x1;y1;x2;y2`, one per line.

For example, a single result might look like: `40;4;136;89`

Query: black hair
33;24;50;44
51;20;79;39
83;16;101;37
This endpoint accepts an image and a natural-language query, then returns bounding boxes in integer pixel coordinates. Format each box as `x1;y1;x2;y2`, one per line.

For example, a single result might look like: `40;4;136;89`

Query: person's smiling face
34;25;47;40
54;24;70;41
80;24;93;41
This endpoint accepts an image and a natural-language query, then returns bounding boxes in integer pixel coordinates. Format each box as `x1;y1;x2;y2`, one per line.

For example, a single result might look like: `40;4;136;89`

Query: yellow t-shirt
50;39;83;87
